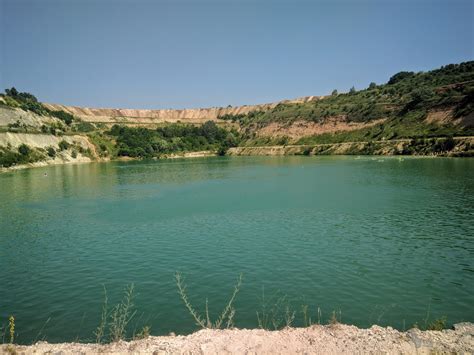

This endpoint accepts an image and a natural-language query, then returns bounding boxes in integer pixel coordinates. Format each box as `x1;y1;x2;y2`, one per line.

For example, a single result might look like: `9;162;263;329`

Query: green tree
18;144;30;156
388;71;415;85
47;147;56;158
58;140;70;151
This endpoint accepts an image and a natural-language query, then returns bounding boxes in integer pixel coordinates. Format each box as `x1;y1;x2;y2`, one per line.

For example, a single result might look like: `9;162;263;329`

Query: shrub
47;147;56;158
58;140;70;151
388;71;415;85
51;110;74;125
0;150;20;167
18;144;30;156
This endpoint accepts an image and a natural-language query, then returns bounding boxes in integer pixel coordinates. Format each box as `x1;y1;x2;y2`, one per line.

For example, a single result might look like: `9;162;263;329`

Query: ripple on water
0;156;473;343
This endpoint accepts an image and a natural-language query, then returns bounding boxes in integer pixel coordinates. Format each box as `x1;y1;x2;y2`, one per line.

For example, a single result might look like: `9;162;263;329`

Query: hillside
1;60;473;169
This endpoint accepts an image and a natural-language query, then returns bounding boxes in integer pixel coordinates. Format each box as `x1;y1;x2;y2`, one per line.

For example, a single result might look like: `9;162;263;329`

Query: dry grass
175;272;243;329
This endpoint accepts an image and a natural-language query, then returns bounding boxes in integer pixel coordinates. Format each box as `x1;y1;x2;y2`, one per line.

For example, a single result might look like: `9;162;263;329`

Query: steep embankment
3;323;473;354
0;105;57;128
0;132;98;170
228;137;474;157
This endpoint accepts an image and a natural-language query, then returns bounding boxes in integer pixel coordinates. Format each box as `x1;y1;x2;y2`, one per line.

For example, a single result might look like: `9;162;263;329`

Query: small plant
427;317;447;331
94;286;108;344
175;272;242;329
8;316;15;344
284;306;295;328
109;284;136;342
134;325;151;340
256;289;296;330
93;284;137;343
302;305;310;327
329;310;341;326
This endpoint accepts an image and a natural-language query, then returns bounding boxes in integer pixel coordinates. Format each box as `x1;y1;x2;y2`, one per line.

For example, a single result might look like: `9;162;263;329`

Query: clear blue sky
0;0;472;109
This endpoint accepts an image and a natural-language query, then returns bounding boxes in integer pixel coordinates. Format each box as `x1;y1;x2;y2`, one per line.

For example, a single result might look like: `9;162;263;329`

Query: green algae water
1;156;473;343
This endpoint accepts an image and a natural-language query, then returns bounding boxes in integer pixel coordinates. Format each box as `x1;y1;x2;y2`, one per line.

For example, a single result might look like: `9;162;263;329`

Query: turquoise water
0;156;473;344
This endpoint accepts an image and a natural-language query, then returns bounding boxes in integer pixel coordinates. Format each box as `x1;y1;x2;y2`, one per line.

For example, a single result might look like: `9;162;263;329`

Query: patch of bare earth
425;109;455;125
425;108;474;128
4;323;473;354
256;117;386;139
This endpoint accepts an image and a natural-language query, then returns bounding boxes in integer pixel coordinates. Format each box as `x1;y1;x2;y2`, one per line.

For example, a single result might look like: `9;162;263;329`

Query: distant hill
1;60;474;169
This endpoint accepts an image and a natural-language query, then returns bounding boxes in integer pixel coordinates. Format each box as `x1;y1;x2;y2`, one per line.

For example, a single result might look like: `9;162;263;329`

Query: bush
58;140;70;151
51;110;74;125
387;71;415;85
18;144;31;156
0;150;20;167
47;147;56;158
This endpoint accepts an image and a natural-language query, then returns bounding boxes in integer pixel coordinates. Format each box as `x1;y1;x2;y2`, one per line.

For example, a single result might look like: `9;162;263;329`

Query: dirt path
3;323;473;354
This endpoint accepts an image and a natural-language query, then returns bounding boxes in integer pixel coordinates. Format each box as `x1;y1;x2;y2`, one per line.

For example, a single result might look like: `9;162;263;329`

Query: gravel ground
2;323;473;354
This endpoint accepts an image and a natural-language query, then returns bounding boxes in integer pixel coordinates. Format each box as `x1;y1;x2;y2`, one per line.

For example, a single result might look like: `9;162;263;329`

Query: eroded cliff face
0;106;59;128
43;96;321;124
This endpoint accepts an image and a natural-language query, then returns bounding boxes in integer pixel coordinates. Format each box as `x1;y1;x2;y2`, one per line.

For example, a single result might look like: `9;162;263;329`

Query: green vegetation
50;110;74;125
220;61;474;144
47;147;56;158
175;272;242;329
0;144;44;168
58;140;70;151
1;87;76;126
1;61;473;168
108;121;239;158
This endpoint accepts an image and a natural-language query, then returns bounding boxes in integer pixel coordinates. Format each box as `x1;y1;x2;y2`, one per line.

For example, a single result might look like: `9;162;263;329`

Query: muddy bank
3;323;473;354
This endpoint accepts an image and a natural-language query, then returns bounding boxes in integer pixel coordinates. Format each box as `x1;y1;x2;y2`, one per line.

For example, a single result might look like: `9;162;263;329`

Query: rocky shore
3;323;473;354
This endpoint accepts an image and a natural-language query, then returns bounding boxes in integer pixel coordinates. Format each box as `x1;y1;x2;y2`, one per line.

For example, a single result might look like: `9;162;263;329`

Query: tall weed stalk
175;272;242;329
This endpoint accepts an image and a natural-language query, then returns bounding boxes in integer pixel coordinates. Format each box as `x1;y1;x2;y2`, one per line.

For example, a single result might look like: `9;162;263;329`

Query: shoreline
2;137;474;173
0;151;218;173
3;322;473;354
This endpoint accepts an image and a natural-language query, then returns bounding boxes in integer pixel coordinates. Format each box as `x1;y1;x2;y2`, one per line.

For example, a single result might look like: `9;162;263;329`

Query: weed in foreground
175;272;243;329
256;288;298;330
109;284;137;342
301;305;322;327
134;325;151;340
94;284;139;343
427;317;447;331
329;310;342;326
94;285;108;343
8;316;14;344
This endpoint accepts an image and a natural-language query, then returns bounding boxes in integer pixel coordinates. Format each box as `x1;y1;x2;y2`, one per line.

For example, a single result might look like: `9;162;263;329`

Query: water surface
0;156;473;343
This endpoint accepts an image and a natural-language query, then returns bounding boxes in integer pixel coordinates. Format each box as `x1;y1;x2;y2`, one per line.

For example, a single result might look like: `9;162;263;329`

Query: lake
0;156;473;344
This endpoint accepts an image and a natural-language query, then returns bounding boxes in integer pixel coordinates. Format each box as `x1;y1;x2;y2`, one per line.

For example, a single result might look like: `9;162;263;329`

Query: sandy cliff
42;96;321;124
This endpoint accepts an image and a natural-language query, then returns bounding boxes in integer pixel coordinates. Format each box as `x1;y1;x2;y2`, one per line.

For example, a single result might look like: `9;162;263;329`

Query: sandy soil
3;323;473;354
256;118;386;139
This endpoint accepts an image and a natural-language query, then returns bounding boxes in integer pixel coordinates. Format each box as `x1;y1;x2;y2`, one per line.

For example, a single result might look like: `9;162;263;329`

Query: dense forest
108;122;239;158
